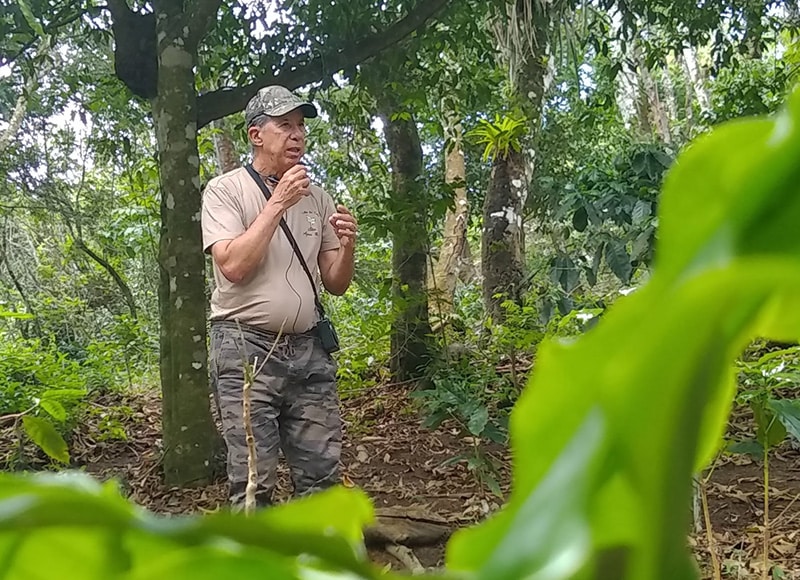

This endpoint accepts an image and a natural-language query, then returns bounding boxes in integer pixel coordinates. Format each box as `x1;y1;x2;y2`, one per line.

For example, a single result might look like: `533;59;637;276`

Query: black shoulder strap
244;164;326;317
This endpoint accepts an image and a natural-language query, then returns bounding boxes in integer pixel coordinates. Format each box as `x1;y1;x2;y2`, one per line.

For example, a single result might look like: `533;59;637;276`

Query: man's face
249;108;306;175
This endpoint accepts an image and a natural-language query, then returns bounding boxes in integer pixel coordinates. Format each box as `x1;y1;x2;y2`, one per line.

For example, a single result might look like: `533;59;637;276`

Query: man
201;85;357;507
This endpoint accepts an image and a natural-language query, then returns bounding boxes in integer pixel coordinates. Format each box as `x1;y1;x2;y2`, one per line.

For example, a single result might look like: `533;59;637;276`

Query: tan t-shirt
201;167;340;333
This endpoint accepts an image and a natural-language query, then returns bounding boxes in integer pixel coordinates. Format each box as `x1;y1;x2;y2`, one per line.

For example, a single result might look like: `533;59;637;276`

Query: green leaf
125;548;296;580
448;411;602;578
604;240;632;283
253;485;374;549
22;416;69;464
449;87;800;580
752;400;787;449
39;399;67;422
467;406;489;437
768;399;800;442
572;206;588;232
632;200;652;225
727;439;764;459
0;310;34;320
16;0;44;37
40;389;87;402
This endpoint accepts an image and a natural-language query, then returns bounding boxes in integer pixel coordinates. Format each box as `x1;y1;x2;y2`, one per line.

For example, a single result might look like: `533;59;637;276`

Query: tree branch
187;0;224;50
197;0;451;128
73;238;139;321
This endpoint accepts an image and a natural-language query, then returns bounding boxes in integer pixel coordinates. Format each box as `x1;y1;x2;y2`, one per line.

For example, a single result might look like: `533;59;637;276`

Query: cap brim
270;102;318;119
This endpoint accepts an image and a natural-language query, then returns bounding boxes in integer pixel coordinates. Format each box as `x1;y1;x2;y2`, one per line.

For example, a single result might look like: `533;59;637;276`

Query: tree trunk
213;118;240;174
482;0;552;321
482;150;525;322
744;3;765;59
0;220;42;338
681;47;710;113
634;44;671;144
380;106;433;383
662;63;678;134
152;6;218;487
0;36;52;154
430;114;471;316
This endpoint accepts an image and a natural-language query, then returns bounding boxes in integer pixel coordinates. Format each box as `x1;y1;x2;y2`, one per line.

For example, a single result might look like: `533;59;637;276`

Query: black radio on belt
245;164;340;354
315;315;340;354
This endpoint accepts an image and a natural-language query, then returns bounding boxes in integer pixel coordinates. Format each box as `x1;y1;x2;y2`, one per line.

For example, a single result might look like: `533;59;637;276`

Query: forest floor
2;382;800;577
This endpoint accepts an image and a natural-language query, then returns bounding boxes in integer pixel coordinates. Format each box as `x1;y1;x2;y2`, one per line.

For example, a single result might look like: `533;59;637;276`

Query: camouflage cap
245;85;318;127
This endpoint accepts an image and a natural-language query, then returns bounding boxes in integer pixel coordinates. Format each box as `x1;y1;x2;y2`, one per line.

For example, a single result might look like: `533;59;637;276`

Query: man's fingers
330;213;357;226
286;164;307;177
335;204;352;215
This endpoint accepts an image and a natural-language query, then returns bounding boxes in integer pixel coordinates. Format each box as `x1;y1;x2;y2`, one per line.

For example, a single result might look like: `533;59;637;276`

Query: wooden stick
700;477;722;580
385;544;425;573
237;319;285;516
243;368;257;515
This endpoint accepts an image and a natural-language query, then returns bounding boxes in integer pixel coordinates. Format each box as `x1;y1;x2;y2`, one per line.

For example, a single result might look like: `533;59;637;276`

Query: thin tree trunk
73;238;138;321
379;103;433;383
0;220;42;338
744;4;765;59
482;151;525;322
213;118;240;174
431;114;471;316
662;62;679;133
635;44;671;143
152;3;218;487
681;47;710;113
0;36;51;154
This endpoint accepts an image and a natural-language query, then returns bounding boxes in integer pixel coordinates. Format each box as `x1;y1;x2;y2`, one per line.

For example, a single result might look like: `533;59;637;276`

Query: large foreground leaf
447;89;800;579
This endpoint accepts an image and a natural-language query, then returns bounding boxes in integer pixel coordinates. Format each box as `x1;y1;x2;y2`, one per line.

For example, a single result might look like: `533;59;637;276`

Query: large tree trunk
380;105;433;383
430;114;471;317
482;151;525;322
152;4;218;487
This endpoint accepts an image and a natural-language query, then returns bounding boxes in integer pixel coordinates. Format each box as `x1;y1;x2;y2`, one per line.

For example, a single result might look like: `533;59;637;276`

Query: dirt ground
2;384;799;577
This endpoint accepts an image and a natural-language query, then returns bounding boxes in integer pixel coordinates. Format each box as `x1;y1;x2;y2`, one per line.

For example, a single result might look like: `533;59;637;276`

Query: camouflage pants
209;320;342;508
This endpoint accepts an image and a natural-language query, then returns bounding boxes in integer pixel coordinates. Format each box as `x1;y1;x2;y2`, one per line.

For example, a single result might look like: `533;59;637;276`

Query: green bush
0;337;86;416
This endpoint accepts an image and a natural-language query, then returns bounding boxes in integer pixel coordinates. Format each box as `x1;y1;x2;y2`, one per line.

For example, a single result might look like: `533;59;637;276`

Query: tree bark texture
634;42;671;143
151;4;218;487
681;47;710;113
380;107;433;383
482;150;525;323
213;118;241;174
482;0;553;320
431;115;472;316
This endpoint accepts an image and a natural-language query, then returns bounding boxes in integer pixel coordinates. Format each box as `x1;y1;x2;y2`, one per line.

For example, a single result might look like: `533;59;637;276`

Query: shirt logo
303;211;319;237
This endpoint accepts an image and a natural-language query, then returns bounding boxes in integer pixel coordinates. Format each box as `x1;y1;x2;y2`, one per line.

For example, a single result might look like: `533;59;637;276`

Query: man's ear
247;126;261;146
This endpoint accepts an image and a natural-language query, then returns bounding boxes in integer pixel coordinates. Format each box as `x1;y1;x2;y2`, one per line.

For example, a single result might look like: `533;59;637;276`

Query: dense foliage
2;0;800;577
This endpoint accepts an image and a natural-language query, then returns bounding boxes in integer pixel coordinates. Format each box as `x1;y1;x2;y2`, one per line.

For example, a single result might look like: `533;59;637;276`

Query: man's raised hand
269;164;311;210
329;205;357;249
